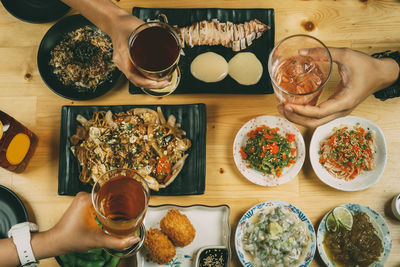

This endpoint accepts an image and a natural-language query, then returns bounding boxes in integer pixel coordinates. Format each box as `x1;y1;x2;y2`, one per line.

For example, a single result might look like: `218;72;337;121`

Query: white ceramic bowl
233;115;305;186
235;201;316;267
317;203;392;267
309;116;387;191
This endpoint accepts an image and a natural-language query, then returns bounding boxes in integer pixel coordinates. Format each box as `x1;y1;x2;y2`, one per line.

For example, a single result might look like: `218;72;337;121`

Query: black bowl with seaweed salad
38;14;123;100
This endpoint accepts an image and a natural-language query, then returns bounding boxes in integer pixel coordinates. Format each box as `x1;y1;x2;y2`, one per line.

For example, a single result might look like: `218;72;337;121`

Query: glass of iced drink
268;34;332;105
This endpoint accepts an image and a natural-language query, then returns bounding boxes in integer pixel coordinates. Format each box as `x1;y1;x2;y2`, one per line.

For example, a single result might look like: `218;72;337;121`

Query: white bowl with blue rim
235;201;316;267
317;203;392;267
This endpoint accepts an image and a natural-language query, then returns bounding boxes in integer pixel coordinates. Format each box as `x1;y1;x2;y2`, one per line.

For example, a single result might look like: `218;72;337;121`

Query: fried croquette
160;209;196;247
144;228;176;264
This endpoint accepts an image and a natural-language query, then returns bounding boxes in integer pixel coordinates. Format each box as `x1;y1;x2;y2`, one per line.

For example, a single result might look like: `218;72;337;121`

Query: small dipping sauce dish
195;246;229;267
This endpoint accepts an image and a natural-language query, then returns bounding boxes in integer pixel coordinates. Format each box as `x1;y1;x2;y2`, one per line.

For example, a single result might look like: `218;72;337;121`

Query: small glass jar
391;194;400;221
0;111;38;173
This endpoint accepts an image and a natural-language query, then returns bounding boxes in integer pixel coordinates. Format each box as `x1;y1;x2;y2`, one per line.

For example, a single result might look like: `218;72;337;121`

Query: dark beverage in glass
128;21;181;96
130;26;180;79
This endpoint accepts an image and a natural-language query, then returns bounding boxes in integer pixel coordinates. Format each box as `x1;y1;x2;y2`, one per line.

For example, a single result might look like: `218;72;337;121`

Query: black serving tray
129;7;275;94
58;104;206;196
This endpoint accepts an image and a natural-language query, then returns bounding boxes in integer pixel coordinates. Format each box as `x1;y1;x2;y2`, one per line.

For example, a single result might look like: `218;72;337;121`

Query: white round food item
228;52;263;85
190;52;228;83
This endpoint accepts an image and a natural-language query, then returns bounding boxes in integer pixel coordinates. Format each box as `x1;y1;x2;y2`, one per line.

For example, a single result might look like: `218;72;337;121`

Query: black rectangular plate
58;104;206;196
129;7;275;94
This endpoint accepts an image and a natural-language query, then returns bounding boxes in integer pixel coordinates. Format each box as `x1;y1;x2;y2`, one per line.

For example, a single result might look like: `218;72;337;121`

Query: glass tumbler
128;21;181;97
268;34;332;105
92;168;149;257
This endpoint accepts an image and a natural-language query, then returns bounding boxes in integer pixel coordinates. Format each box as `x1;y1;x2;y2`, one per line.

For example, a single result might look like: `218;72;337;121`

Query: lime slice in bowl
333;206;353;230
325;211;338;233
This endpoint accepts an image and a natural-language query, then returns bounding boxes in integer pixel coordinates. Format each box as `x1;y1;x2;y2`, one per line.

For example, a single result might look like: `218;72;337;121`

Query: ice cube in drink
273;55;325;105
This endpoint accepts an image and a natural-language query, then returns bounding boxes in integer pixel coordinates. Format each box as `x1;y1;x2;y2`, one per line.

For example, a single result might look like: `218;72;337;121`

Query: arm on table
278;47;400;128
0;192;139;267
59;0;169;89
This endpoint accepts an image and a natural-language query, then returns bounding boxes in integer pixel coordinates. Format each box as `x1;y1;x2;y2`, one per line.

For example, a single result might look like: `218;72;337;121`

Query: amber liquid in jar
0;111;38;173
95;176;147;236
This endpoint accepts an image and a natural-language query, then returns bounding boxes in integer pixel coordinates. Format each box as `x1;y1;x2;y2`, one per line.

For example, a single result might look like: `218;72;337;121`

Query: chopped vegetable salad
240;125;296;177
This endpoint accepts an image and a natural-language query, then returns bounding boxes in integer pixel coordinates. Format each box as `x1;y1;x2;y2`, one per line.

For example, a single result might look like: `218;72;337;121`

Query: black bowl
37;14;123;100
0;185;29;238
1;0;71;24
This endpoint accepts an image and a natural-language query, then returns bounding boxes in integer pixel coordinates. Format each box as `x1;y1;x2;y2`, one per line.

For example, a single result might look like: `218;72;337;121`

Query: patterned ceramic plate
317;203;392;267
235;201;316;267
233;115;305;186
137;204;231;267
310;116;387;191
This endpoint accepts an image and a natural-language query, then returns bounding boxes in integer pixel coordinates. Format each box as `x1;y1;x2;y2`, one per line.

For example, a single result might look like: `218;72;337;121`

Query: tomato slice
157;157;171;175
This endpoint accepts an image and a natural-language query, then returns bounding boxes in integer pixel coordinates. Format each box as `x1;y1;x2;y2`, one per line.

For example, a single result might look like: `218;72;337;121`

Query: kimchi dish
319;124;375;181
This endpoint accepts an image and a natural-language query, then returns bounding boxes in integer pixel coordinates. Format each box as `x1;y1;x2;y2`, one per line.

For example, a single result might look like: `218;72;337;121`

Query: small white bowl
233;115;305;186
391;194;400;220
310;116;387;191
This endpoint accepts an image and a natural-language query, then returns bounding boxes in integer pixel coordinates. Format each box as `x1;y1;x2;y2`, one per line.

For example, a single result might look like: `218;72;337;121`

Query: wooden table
1;0;400;266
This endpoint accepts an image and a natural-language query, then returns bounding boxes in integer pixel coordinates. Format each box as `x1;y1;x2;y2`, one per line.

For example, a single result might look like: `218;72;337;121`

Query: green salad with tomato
240;125;297;177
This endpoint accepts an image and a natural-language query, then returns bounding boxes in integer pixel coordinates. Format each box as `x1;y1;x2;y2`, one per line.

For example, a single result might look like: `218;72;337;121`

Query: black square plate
129;8;275;94
58;104;206;196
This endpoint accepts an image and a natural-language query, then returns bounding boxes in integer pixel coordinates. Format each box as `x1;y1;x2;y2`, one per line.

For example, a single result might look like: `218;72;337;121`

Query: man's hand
108;14;170;89
278;47;399;128
50;192;139;254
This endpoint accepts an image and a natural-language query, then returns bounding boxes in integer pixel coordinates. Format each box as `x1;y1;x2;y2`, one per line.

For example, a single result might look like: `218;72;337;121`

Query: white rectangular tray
137;204;231;267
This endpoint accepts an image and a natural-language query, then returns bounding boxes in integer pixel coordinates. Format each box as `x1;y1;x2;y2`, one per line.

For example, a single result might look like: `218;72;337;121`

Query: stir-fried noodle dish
319;124;375;181
69;107;191;191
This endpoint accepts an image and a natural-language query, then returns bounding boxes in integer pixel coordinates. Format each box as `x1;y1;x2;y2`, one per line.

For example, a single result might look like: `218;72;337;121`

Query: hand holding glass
92;168;149;257
128;21;181;97
268;34;332;105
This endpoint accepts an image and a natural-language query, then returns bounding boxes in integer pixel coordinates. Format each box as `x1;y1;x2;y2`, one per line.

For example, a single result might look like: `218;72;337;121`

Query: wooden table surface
1;0;400;266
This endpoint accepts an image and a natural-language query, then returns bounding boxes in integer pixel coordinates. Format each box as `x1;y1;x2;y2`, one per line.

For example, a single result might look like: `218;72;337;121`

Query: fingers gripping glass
128;19;181;97
92;169;150;257
268;34;332;105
